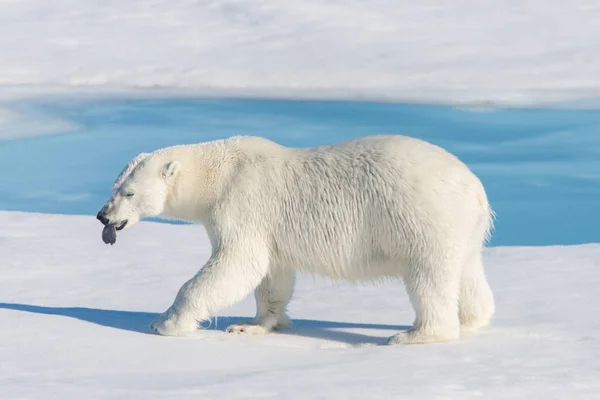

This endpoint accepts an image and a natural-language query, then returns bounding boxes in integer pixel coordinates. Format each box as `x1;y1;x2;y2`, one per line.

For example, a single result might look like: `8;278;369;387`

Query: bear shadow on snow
0;302;408;346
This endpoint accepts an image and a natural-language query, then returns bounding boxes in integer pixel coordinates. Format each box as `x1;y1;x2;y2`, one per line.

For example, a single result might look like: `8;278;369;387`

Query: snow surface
1;211;600;399
1;0;600;106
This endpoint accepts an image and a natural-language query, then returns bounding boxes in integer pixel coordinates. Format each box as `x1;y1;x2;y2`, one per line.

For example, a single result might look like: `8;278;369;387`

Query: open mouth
115;220;128;231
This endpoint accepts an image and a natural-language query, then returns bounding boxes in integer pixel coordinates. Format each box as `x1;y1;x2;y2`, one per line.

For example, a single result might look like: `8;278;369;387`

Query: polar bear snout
96;204;128;230
96;210;110;225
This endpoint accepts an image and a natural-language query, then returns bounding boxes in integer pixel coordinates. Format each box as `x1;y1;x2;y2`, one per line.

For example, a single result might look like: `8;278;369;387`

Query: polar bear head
96;152;181;231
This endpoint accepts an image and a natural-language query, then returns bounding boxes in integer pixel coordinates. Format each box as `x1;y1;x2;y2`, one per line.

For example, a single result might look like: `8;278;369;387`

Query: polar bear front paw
226;314;290;336
226;323;271;335
150;307;199;336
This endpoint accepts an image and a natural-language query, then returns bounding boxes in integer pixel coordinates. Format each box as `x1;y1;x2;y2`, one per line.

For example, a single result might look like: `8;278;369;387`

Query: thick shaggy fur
98;135;495;344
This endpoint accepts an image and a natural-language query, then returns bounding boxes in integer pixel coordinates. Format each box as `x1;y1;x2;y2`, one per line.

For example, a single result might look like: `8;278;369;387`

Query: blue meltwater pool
0;97;598;247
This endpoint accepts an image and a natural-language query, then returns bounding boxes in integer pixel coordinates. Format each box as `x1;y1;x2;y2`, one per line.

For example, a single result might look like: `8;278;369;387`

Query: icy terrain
1;212;600;399
1;0;600;106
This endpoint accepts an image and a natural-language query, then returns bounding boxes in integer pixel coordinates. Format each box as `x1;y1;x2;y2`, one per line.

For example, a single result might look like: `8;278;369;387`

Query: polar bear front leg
227;267;295;335
150;245;270;336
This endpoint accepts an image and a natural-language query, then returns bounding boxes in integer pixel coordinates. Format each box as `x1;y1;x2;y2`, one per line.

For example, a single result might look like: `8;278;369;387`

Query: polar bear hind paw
386;329;460;345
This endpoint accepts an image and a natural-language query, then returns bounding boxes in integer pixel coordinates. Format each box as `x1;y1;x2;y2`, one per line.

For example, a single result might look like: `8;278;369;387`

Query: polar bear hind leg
226;267;295;335
458;251;495;332
387;255;462;345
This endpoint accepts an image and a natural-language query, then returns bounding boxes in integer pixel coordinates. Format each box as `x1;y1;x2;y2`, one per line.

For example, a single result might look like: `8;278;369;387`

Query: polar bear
96;134;495;345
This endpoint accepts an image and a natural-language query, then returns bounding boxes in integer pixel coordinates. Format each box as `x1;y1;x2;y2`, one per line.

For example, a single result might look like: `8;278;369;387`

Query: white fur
99;135;495;344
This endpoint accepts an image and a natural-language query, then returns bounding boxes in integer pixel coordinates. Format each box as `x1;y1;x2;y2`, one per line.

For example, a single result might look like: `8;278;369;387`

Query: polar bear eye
125;192;135;197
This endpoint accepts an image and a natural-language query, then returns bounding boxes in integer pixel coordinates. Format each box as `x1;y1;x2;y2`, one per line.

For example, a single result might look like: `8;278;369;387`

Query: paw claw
226;323;270;335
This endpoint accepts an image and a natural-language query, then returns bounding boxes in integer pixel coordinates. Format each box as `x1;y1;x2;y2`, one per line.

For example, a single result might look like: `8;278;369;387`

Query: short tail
478;185;495;245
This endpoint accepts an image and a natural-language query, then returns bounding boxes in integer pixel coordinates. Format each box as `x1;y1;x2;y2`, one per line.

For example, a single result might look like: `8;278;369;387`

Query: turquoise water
1;97;599;247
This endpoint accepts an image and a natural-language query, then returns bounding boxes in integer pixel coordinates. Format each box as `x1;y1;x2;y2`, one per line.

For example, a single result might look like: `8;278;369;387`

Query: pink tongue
102;224;117;245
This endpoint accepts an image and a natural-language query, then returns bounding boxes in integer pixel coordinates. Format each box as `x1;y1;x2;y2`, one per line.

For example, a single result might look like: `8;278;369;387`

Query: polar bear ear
161;161;181;183
112;152;150;193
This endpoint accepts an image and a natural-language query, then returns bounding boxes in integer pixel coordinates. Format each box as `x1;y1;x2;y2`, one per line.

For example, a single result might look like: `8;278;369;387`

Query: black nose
96;211;109;225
